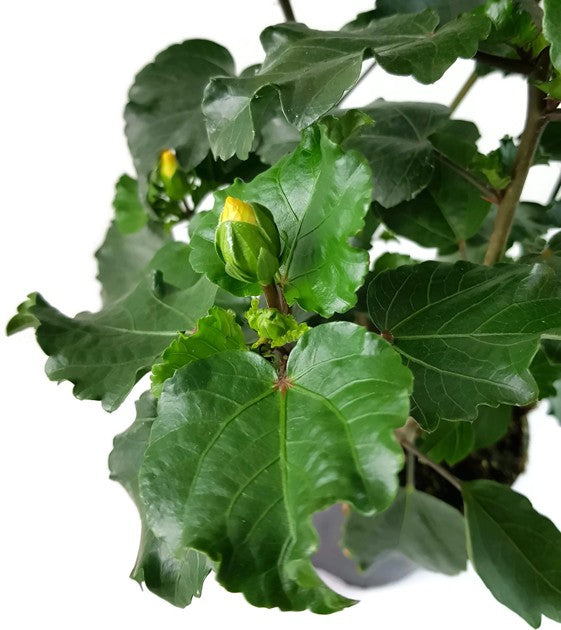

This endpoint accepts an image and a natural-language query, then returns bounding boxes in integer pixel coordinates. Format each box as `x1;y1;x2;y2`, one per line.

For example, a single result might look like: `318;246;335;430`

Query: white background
2;1;561;628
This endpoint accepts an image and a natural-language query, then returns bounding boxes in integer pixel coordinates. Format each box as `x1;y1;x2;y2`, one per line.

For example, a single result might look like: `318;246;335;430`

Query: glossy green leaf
109;392;210;606
368;261;561;429
95;221;169;305
472;404;511;449
463;480;561;627
31;242;216;411
190;124;372;317
150;307;246;397
139;322;412;612
203;12;490;160
125;40;235;181
544;0;561;73
421;420;475;465
344;488;467;575
356;0;487;25
347;101;450;208
112;175;148;234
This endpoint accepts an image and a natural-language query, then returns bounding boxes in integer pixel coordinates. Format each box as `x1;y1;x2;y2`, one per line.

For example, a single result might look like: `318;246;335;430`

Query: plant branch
339;60;377;106
400;439;462;492
546;110;561;122
484;84;549;265
450;70;478;113
278;0;296;21
434;151;500;204
263;282;282;310
549;171;561;205
474;51;534;75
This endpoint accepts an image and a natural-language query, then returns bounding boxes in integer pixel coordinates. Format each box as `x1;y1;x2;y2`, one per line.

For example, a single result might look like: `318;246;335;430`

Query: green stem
400;439;462;492
450;70;478;113
278;0;295;21
405;449;416;491
484;84;549;265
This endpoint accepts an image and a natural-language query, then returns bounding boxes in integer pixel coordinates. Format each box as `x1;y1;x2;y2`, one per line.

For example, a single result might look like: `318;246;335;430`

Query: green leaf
31;242;217;411
378;161;491;249
367;261;561;429
6;293;39;336
190;124;372;317
245;299;308;348
347;101;450;208
530;343;561;399
359;0;487;24
463;480;561;627
125;40;235;182
139;322;412;612
95;221;170;305
540;121;561;161
472;404;511;449
150;307;246;397
112;175;148;234
344;488;467;575
109;392;210;606
203;12;490;160
544;0;561;73
421;420;475;465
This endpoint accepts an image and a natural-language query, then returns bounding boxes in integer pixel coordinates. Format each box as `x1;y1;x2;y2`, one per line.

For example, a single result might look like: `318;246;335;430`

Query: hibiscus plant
8;0;561;626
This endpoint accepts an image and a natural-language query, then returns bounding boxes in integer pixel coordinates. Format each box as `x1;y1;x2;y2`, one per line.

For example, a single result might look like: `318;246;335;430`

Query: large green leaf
190;124;372;317
463;480;561;627
112;174;148;234
203;12;490;160
31;242;216;411
125;40;235;181
109;392;210;606
150;306;246;397
355;0;487;25
139;322;412;612
367;261;561;429
346;101;450;208
544;0;561;73
95;221;169;305
344;488;467;575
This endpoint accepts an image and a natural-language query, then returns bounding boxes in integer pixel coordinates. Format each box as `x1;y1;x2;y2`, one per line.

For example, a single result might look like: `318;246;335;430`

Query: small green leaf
31;242;216;411
6;293;39;336
125;40;235;182
544;0;561;73
191;123;372;317
109;392;210;607
463;480;561;627
347;101;450;208
472;404;511;449
421;420;475;465
95;221;170;305
245;298;308;347
139;322;412;612
151;307;246;397
344;488;467;575
112;175;148;234
203;12;490;160
368;261;561;429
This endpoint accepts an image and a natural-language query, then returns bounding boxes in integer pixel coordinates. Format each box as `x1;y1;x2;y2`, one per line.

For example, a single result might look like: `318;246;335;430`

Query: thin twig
400;439;462;492
549;171;561;205
262;282;282;310
450;70;478;114
474;51;534;76
546;110;561;122
457;240;468;260
484;84;549;264
434;151;500;204
278;0;295;21
339;60;377;107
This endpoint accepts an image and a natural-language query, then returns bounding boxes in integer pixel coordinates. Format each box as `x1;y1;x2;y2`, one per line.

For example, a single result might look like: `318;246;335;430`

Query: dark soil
401;406;530;511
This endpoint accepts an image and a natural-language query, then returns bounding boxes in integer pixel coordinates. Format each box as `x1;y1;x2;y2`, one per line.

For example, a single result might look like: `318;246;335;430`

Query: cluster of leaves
7;0;561;627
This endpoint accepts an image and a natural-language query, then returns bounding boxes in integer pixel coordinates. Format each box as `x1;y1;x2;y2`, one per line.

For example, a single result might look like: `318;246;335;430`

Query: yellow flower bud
219;196;258;225
159;149;179;181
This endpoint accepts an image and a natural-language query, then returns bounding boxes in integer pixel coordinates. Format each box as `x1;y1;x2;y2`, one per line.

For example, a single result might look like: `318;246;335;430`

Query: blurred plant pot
312;406;530;587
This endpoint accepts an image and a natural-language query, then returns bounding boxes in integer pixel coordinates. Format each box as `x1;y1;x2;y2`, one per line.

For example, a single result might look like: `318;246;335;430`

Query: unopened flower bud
215;196;281;285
